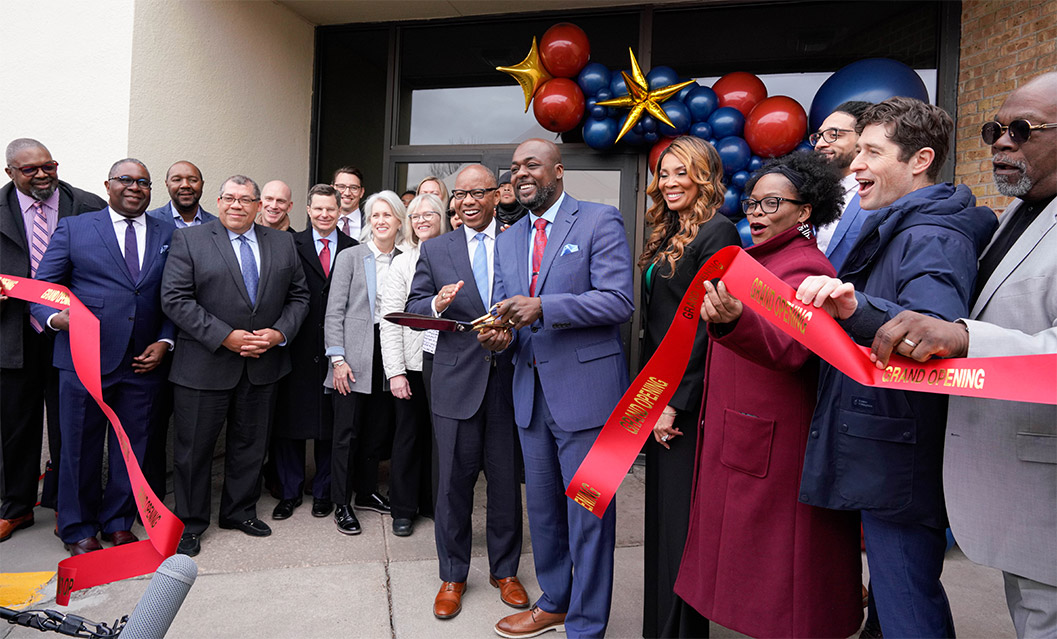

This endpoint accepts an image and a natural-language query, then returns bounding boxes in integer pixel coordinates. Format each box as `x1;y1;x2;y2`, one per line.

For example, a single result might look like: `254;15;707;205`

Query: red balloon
744;96;808;158
648;138;675;174
533;78;586;133
539;23;591;78
713;72;768;118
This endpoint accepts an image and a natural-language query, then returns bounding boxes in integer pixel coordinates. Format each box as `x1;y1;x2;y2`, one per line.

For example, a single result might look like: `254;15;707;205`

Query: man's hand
796;275;858;320
390;374;411;400
700;281;743;324
50;309;71;332
870;310;969;368
243;328;283;357
132;342;169;373
333;361;355;395
435;281;465;314
494;295;543;330
477;325;512;352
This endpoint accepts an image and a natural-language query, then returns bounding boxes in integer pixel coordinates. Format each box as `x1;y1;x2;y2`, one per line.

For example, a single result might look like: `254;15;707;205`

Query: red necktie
29;202;48;332
319;238;331;278
530;217;548;296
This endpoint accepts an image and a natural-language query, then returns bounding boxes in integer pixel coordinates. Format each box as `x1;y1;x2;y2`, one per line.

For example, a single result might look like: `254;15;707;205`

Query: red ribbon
0;274;183;604
566;246;1056;517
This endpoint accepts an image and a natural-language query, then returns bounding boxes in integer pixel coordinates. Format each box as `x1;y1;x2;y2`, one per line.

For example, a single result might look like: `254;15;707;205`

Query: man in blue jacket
796;97;998;638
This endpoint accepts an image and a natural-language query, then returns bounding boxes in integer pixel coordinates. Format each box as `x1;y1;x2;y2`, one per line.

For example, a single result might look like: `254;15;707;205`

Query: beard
29;181;58;201
832;149;854;172
992;155;1034;198
517;181;557;212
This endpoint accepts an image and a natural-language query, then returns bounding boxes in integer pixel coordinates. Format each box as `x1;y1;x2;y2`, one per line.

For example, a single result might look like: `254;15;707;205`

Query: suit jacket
147;203;217;229
161;220;309;390
1;180;106;368
406;227;513;421
826;192;869;274
274;228;356;439
944;196;1057;586
493;195;634;431
323;243;382;393
29;209;174;375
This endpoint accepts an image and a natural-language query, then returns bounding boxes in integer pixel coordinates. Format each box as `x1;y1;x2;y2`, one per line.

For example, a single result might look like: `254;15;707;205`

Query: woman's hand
701;281;743;324
333;361;355;396
389;374;411;400
652;406;683;450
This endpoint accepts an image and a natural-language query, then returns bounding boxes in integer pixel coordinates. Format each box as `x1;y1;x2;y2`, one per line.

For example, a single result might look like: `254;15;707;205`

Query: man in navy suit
146;161;215;229
406;164;526;620
31;158;174;555
484;139;634;638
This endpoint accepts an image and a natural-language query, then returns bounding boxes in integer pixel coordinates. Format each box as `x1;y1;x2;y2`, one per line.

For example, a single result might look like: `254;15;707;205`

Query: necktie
530;217;548;296
472;232;489;308
124;219;140;281
340;216;351;237
238;235;259;305
319;238;331;278
29;202;48;332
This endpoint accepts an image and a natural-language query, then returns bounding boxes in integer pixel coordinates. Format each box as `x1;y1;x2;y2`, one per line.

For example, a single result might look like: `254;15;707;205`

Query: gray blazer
323;244;377;393
160;220;309;391
944;196;1057;587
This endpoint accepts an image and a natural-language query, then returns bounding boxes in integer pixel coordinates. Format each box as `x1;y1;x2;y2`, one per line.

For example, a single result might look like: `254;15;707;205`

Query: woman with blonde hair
640;136;741;638
416;175;449;208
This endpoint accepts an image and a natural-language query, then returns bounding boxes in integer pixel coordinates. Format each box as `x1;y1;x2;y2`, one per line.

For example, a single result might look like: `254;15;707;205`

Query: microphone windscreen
121;554;198;638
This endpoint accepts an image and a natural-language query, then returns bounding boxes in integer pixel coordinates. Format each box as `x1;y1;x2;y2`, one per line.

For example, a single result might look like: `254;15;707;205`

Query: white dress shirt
226;225;261;277
528;192;564;288
815;174;859;254
111;208;146;269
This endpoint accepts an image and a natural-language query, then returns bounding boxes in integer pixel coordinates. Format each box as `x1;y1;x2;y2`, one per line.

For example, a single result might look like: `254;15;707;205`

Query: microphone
119;554;197;638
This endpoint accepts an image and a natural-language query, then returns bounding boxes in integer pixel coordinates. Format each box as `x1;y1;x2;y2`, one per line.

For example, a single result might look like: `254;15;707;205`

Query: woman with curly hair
640;136;741;638
672;151;863;638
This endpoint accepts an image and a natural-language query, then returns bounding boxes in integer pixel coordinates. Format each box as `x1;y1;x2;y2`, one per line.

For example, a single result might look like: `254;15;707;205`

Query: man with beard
1;138;105;542
812;101;873;271
30;159;174;554
147;161;215;229
867;72;1057;638
483;139;634;638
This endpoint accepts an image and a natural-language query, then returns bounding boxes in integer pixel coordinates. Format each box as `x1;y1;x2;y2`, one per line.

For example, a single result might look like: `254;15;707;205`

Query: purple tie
29;202;48;332
125;219;140;281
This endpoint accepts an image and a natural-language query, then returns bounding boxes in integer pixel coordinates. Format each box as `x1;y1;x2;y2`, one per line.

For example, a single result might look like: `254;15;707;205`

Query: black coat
273;228;357;439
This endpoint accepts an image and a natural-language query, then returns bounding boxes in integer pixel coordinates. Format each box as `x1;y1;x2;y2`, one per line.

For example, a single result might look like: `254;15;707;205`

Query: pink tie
530;217;548;297
340;217;351;237
29;202;48;332
319;238;331;278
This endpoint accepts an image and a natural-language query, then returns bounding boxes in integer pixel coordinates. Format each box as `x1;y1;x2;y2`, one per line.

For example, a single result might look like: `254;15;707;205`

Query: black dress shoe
311;498;334;518
353;491;391;514
272;498;301;520
177;533;200;557
334;505;361;535
392;517;413;537
218;517;272;537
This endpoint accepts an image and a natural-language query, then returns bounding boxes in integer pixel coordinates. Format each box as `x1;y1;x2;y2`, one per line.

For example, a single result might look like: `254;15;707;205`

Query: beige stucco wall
129;0;315;226
0;0;136;199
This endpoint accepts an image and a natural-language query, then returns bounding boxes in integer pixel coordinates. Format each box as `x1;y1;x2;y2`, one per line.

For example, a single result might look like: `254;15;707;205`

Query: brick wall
957;0;1057;214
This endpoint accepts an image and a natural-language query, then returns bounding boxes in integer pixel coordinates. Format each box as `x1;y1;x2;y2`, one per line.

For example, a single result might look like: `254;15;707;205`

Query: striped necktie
29;202;48;332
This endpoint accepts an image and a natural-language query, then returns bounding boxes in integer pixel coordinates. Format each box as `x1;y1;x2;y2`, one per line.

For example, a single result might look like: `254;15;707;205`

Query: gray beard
30;183;57;201
993;156;1033;198
517;182;557;212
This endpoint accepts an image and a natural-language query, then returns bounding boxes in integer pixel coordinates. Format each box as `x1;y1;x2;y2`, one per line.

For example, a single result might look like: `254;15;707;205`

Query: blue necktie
124;219;140;281
472;232;489;308
238;235;258;305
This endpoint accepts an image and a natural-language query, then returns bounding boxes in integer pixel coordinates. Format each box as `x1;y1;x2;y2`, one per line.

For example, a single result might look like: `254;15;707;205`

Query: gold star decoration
596;48;696;143
496;37;554;113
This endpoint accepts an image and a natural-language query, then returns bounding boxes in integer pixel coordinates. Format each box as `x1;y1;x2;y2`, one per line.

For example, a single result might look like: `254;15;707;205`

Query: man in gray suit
869;72;1057;638
146;161;215;229
161;175;309;557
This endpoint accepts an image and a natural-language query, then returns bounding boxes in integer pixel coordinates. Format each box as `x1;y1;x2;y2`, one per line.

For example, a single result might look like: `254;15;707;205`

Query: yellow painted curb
0;572;56;609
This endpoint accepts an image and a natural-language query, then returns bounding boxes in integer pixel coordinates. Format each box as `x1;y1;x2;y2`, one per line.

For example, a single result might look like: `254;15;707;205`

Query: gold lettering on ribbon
137;485;162;528
1;276;17;291
573;483;601;512
885;366;987;390
40;287;70;306
618;376;669;434
747;278;812;334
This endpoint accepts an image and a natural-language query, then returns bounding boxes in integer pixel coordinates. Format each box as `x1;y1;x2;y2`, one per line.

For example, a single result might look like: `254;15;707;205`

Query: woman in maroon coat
673;152;863;638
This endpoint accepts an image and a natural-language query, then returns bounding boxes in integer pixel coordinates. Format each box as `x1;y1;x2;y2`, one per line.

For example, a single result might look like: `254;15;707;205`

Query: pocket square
560;243;580;256
160;244;170;254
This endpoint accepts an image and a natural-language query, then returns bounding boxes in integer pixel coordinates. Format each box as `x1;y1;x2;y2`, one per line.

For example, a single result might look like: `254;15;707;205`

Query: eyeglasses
741;196;806;215
333;183;363;193
808;128;855;146
9;161;59;177
409;211;440;222
981;119;1057;145
452;188;497;201
109;176;152;188
220;195;259;205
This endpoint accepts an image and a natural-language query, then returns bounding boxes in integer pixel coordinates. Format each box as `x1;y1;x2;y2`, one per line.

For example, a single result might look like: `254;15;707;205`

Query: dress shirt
226;225;261;277
527;191;565;287
313;228;339;272
170;202;206;228
15;187;59;247
339;208;362;240
111;208;147;268
465;217;497;306
815;174;859;254
368;240;397;324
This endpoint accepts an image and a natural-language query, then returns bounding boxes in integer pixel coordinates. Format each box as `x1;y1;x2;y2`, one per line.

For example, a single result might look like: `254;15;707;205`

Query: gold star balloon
497;37;554;113
597;48;696;142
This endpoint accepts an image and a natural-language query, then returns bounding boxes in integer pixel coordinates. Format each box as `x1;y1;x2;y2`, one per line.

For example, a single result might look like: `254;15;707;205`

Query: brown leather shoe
64;536;103;556
433;581;466;619
490;574;530;609
102;530;139;546
0;513;34;542
495;605;566;638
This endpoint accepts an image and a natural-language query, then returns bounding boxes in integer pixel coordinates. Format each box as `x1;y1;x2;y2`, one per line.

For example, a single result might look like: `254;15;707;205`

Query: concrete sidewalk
1;464;1015;638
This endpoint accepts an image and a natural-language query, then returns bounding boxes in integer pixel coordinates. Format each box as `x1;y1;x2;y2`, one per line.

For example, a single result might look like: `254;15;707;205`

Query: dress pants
520;377;616;639
390;370;433;519
143;360;173;499
1;328;60;518
56;350;161;543
273;437;332;500
861;510;955;638
1004;571;1057;639
432;367;521;583
172;370;276;535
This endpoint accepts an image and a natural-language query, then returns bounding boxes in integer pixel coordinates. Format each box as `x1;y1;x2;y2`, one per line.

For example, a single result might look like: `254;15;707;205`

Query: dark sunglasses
8;161;59;177
981;119;1057;145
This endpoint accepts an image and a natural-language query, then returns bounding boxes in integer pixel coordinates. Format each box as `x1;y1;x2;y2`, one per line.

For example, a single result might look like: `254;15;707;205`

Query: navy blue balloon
583;118;619;150
707;138;719;147
686;86;719;123
632;120;645;135
708;107;745;139
595;88;613;102
658;100;691;137
715;136;751;175
735;218;753;247
677;81;701;103
690;121;712;140
646;66;680;90
590;105;608;120
640;115;658;133
621;127;646;146
610;71;630;98
719;185;742;217
731;170;751;189
809;58;929;131
644;131;659;143
795;140;814;153
607;107;622;119
577;63;611;98
748;155;764;172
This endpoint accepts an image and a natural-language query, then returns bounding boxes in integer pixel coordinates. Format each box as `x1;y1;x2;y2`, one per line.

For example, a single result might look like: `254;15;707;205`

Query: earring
797;221;813;239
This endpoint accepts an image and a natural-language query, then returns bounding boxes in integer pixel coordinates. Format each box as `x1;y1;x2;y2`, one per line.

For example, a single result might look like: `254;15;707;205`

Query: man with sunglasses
1;138;105;543
865;72;1057;638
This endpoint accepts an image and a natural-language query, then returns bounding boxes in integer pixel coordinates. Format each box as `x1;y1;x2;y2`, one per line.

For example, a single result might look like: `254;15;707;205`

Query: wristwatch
331;356;345;368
